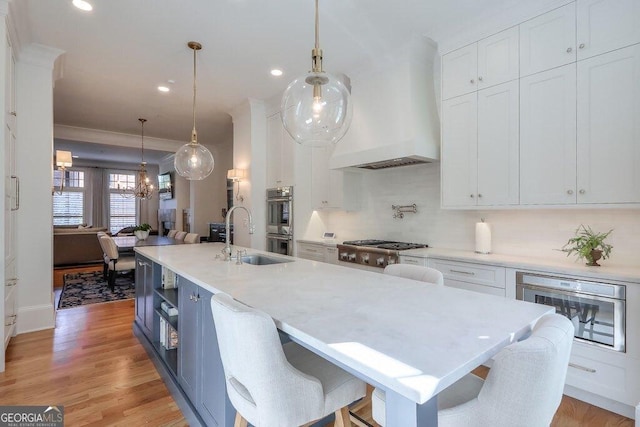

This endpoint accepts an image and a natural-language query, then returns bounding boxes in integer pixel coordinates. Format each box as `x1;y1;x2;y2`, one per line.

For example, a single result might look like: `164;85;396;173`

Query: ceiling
19;0;534;163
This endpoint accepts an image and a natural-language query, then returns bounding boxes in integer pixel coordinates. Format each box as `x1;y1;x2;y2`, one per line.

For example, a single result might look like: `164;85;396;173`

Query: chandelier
121;118;155;200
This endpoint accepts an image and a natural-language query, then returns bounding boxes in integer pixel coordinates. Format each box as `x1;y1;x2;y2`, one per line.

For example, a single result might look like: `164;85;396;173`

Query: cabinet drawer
297;243;327;262
446;279;506;297
325;247;338;264
566;352;634;405
429;259;505;289
399;255;427;267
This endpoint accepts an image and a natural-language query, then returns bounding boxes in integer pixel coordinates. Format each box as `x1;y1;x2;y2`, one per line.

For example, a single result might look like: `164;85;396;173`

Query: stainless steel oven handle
267;235;292;241
519;283;622;305
267;197;292;202
569;363;596;373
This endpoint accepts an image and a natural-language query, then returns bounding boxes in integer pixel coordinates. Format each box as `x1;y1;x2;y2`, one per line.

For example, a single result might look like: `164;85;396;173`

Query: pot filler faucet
223;205;254;260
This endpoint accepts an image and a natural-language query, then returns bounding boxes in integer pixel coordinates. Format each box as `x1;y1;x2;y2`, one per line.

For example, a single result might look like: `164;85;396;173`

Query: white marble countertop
136;242;552;410
400;247;640;283
296;238;338;247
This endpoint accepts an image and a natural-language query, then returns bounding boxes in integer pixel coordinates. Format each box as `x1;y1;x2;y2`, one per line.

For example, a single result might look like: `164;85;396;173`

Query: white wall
15;43;63;334
312;163;640;267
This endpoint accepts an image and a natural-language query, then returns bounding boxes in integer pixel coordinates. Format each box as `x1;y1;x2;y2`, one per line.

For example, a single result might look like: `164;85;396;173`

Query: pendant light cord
192;45;197;143
314;0;319;50
140;119;145;163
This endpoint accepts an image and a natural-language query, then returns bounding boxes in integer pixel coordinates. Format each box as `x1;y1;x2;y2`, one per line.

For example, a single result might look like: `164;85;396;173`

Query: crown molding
19;43;64;69
54;124;184;152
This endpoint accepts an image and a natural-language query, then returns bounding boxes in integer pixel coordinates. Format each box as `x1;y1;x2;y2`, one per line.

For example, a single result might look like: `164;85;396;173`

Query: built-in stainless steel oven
516;271;626;352
266;187;293;256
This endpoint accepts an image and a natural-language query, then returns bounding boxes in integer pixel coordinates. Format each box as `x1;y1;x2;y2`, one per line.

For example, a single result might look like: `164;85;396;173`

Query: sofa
53;226;109;267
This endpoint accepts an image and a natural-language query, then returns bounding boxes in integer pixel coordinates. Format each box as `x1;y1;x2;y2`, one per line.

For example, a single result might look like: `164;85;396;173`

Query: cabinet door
520;3;576;77
477;81;519;206
266;113;283;188
477;26;519;90
324;247;338;264
311;147;330;209
441;93;478;207
520;64;577;205
577;45;640;203
198;289;233;427
135;258;150;337
178;280;200;404
442;43;478;100
577;0;640;60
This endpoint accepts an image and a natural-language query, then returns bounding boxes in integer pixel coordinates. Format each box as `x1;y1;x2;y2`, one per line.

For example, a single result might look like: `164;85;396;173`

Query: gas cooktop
341;240;428;250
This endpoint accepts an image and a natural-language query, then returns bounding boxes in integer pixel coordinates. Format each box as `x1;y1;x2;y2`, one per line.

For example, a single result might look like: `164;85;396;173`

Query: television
158;172;174;200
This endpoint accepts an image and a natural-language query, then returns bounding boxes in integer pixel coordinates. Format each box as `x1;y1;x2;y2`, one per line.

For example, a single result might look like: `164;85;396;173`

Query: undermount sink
241;254;293;266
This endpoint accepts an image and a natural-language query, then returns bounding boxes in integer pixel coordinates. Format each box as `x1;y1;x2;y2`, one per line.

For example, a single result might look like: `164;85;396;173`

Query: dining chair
383;263;444;285
184;233;199;244
99;235;136;291
371;313;574;427
174;231;187;241
167;229;178;238
96;231;109;280
210;293;366;427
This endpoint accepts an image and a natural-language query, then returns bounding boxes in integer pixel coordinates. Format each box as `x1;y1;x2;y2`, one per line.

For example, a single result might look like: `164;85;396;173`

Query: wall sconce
54;150;73;195
227;168;247;202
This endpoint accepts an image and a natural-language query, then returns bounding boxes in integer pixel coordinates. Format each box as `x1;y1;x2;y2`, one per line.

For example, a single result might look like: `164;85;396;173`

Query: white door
477;81;519;206
577;45;640;203
477;26;519;90
520;64;577;205
441;93;478;207
442;43;478;100
577;0;640;60
520;3;576;77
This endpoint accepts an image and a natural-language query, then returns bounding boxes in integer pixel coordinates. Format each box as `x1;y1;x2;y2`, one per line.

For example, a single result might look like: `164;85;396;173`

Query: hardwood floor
0;298;634;426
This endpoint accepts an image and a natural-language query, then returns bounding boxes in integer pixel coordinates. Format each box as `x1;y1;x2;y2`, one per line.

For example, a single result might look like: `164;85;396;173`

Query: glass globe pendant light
174;41;215;180
281;0;352;147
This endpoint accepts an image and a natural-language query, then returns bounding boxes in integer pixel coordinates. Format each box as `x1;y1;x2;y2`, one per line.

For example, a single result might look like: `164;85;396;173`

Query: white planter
134;230;150;240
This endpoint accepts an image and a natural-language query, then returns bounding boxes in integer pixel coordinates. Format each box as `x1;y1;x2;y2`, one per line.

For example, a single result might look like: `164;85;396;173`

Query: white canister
475;220;491;254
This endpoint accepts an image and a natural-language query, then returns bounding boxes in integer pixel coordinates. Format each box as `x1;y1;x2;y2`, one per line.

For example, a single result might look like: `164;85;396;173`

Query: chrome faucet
223;205;254;260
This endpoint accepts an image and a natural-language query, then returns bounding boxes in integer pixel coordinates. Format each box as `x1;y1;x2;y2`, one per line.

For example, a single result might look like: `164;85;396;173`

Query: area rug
58;271;135;309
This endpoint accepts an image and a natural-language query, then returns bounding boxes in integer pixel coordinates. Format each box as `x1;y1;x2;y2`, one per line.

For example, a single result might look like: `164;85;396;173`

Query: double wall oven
266;187;293;256
516;271;626;352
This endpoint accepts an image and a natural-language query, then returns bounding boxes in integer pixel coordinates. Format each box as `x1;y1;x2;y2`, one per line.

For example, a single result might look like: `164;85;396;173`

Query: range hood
329;36;440;170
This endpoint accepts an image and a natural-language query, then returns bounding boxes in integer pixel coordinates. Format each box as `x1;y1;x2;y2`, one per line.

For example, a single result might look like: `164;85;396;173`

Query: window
108;172;137;234
53;170;85;225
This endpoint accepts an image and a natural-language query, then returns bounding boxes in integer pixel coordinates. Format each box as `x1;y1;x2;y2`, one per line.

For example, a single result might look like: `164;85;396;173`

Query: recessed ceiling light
72;0;93;11
158;86;170;93
270;69;283;77
72;155;79;159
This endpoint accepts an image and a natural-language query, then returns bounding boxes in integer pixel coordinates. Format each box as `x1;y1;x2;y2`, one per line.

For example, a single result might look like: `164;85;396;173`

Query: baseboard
16;303;55;334
564;385;635;419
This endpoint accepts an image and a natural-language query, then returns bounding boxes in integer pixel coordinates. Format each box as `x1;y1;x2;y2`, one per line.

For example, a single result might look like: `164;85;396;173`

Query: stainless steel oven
516;271;626;352
266;187;293;256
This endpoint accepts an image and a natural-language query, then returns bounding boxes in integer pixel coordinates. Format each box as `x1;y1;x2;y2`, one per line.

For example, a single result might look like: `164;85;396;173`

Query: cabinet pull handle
579;43;585;49
450;269;475;276
567;189;573;195
6;280;17;287
566;47;572;53
478;76;483;81
569;363;596;373
470;79;475;84
11;175;19;211
477;194;482;198
10;111;16;116
470;194;475;198
579;189;585;194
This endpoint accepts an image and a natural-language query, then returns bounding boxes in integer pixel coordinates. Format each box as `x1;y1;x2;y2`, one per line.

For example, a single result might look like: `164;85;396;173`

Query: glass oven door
266;198;292;235
266;234;292;256
518;284;625;352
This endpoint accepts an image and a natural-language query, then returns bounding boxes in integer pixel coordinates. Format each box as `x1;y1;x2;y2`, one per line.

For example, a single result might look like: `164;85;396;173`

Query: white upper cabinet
266;112;294;188
520;64;577;205
442;81;519;208
520;3;576;77
577;0;640;60
443;27;519;100
442;93;478;207
576;45;640;203
311;146;360;211
442;44;478;100
477;81;519;206
477;27;520;90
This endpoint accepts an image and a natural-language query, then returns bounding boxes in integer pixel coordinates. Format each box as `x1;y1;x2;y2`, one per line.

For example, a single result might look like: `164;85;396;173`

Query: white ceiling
19;0;539;163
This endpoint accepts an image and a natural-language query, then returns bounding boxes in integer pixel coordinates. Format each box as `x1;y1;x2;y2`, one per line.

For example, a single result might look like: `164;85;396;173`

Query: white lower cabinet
296;241;338;264
427;258;506;297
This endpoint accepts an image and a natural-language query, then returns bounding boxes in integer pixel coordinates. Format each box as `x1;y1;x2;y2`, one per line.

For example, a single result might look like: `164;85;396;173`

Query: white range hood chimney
329;36;440;170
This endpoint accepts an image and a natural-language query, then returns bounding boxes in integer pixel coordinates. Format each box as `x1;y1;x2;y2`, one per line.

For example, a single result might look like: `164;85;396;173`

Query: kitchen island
134;242;552;426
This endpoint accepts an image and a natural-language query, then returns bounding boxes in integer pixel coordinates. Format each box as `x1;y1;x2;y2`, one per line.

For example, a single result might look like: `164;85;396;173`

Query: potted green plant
561;225;613;266
133;223;152;240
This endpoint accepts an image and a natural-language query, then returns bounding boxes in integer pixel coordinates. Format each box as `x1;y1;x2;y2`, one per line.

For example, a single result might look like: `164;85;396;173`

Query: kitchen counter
135;242;552;426
401;247;640;283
